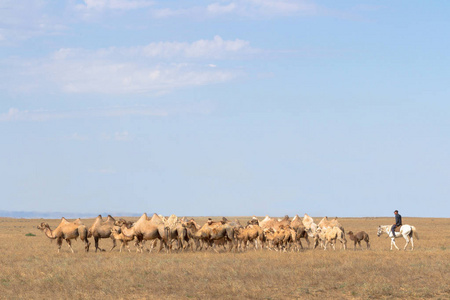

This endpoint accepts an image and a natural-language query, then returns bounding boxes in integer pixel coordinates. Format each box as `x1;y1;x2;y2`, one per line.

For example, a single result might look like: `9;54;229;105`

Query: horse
377;225;419;250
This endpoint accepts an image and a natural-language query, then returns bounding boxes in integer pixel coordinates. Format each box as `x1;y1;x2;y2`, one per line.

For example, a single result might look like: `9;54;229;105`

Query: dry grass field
0;216;448;299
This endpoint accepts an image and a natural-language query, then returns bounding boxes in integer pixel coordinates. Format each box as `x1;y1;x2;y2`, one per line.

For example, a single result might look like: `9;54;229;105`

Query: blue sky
1;0;449;217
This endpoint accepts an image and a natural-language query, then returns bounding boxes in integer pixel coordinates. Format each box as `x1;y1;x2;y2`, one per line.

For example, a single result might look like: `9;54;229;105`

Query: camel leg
110;239;117;251
85;238;91;252
66;239;74;253
57;238;63;253
94;237;99;252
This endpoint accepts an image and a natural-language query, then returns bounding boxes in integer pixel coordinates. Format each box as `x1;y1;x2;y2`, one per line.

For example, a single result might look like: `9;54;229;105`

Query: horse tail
411;226;419;240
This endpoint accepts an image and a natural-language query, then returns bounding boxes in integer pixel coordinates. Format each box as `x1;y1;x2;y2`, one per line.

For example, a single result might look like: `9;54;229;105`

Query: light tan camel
37;217;90;253
110;225;138;253
119;213;167;253
316;226;347;250
88;215;116;252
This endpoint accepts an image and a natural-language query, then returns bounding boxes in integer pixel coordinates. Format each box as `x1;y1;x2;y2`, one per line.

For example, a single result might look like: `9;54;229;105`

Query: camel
259;216;276;230
110;225;137;252
318;217;345;244
302;213;315;229
88;215;117;252
235;224;264;251
119;213;167;253
193;218;236;252
291;215;310;248
316;227;347;250
302;213;318;239
37;217;90;253
163;215;189;251
184;219;203;251
348;231;370;250
264;226;294;252
318;216;343;231
259;215;290;231
290;215;303;230
247;216;260;226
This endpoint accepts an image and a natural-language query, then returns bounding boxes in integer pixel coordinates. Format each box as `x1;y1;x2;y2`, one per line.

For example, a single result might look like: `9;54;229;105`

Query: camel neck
43;227;57;239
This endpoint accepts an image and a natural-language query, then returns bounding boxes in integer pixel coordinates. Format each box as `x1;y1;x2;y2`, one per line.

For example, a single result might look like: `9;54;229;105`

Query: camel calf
235;225;264;251
110;226;137;252
347;231;370;250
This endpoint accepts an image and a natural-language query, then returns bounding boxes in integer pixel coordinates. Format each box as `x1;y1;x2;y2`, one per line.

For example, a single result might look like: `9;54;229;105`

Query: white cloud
65;133;89;141
76;0;153;11
207;3;236;15
47;61;236;94
52;35;254;60
0;107;168;122
0;102;213;122
3;36;249;94
102;131;132;141
152;0;317;19
0;0;66;44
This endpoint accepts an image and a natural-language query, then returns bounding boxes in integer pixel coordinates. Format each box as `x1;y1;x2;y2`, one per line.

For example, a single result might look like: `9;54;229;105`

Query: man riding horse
391;210;402;237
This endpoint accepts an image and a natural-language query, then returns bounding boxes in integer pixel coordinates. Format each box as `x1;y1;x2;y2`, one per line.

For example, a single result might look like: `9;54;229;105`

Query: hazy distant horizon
1;210;447;219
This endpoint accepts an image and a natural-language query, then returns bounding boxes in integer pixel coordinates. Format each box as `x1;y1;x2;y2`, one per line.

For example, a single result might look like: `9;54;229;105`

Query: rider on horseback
391;210;402;237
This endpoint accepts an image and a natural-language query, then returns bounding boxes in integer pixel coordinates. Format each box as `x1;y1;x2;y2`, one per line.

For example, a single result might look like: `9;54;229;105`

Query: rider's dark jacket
395;214;402;226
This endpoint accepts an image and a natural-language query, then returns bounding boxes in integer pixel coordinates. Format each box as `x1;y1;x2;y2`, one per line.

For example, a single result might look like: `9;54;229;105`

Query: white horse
377;225;419;250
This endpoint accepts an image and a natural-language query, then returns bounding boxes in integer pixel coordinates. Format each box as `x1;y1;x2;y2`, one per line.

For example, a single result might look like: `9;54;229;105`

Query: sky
0;0;449;218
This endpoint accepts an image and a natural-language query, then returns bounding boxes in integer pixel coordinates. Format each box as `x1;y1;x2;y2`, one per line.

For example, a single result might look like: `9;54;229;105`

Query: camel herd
36;214;371;253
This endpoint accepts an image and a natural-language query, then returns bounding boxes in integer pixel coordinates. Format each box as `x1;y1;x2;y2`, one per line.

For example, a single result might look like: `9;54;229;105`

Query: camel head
111;226;121;234
115;218;128;227
36;222;50;230
185;220;196;229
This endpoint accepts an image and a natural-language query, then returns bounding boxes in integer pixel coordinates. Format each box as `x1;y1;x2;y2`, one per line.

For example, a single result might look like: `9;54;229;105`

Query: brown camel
194;218;236;252
184;219;202;251
348;231;370;250
235;224;264;251
37;217;90;253
88;215;117;252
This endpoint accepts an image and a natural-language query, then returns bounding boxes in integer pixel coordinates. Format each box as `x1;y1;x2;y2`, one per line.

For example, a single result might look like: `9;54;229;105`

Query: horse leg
392;238;399;250
403;235;410;251
410;236;414;250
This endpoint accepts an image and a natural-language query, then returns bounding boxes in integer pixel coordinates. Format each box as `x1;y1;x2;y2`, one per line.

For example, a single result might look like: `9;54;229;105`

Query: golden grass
0;217;449;299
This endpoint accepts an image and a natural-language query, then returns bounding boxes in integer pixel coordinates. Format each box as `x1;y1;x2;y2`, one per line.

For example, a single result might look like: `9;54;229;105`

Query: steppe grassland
0;217;448;299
